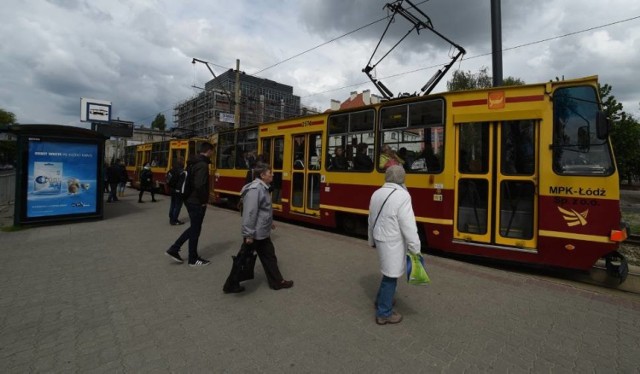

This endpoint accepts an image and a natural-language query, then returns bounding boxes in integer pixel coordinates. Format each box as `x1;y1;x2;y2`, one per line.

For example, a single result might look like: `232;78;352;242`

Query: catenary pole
491;0;503;87
234;59;241;129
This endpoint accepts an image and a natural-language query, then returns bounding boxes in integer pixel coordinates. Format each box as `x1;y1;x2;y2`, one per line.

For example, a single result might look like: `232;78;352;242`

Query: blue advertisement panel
26;140;99;218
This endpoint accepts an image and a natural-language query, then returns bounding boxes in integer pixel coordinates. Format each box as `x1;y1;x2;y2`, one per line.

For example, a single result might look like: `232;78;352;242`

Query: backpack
166;169;180;189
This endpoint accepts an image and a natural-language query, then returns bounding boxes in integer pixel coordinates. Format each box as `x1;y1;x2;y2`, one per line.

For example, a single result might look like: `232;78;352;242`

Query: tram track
625;234;640;247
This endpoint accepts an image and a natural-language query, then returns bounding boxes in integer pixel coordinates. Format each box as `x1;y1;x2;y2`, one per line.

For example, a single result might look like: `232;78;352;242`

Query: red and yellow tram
211;76;629;276
124;138;209;194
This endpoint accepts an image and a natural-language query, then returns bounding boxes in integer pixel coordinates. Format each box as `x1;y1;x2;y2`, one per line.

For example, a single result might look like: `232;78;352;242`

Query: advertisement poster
27;140;98;218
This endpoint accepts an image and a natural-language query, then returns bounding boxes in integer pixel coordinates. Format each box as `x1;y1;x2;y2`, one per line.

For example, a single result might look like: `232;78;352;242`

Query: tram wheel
337;213;367;236
604;251;629;284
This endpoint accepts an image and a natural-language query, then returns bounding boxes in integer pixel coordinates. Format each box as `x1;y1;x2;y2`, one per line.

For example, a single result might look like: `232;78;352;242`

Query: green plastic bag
406;252;431;285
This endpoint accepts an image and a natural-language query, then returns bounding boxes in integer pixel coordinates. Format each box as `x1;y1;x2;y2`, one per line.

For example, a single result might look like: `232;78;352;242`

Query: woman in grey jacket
226;162;293;293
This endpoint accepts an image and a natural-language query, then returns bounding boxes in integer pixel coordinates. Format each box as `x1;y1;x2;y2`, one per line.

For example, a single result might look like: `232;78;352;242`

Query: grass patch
621;211;640;235
0;225;24;232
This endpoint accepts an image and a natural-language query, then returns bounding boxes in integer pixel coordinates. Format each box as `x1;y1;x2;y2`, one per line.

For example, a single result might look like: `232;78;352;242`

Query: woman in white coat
368;165;421;325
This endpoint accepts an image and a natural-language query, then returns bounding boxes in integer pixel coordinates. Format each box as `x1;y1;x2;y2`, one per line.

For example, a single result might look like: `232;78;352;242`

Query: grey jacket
241;178;273;240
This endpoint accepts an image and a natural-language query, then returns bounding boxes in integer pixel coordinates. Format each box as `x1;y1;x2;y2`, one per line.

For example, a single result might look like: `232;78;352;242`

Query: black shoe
176;220;185;225
223;285;245;294
152;199;158;202
271;280;294;290
138;200;144;203
165;250;183;264
189;258;210;267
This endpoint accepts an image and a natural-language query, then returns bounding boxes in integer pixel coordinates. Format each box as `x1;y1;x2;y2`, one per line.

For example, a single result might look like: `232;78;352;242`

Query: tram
211;76;629;277
124;138;209;194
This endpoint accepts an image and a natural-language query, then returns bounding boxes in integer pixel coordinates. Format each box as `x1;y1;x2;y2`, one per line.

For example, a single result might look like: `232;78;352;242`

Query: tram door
454;120;538;249
135;145;151;187
290;133;322;217
261;136;285;207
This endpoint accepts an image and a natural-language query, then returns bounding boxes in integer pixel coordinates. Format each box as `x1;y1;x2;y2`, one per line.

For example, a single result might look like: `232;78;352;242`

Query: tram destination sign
92;120;134;138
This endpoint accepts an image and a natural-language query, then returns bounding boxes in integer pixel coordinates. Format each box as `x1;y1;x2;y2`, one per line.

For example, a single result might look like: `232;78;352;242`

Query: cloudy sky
1;0;639;128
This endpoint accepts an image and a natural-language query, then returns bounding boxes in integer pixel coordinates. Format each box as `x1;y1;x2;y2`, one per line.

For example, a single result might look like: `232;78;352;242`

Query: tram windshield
552;86;614;175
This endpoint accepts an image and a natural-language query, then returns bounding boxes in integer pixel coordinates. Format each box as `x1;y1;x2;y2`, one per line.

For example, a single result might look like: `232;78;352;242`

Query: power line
138;12;640;122
252;0;431;75
301;14;640;99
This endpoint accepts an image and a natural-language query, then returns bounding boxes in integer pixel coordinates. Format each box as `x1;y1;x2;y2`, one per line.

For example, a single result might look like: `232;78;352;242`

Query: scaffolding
174;70;301;136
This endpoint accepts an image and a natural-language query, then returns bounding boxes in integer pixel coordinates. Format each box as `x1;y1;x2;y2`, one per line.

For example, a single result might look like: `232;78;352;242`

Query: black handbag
234;243;257;282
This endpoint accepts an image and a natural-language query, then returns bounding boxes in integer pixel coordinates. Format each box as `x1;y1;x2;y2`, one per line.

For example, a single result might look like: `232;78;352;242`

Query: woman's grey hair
385;165;405;184
253;161;272;179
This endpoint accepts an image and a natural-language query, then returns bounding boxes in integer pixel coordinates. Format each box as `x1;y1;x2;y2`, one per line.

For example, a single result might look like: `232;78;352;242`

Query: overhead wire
301;14;640;98
136;11;639;124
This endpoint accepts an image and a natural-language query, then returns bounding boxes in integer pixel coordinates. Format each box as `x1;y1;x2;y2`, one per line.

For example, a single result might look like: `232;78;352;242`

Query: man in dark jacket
168;156;186;225
166;142;213;266
138;163;157;203
106;160;120;203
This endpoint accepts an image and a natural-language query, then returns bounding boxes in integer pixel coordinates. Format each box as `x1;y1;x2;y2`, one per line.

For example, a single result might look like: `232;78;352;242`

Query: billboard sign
219;112;235;123
81;98;112;123
25;139;100;219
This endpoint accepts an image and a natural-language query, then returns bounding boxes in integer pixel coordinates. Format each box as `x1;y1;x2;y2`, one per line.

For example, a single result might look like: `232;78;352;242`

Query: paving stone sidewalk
1;190;640;373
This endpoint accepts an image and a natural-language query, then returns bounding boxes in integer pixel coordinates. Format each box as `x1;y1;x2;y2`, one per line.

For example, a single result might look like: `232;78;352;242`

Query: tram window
261;139;272;165
327;109;375;172
329;114;348;134
459;123;489;174
217;132;235;169
124;146;136;166
457;179;488;235
172;149;186;168
552;86;614;176
409;99;444;127
501;120;535;175
151;141;169;168
308;134;322;170
381;105;407;129
273;137;284;170
307;173;321;209
293;135;305;170
350;110;375;132
236;128;258;169
499;181;534;239
379;101;444;173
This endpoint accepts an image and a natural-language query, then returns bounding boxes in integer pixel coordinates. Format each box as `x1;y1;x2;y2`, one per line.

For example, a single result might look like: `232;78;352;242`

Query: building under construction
173;69;301;137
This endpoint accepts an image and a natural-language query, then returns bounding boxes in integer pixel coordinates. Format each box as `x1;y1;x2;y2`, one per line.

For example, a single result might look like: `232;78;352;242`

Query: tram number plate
433;194;443;202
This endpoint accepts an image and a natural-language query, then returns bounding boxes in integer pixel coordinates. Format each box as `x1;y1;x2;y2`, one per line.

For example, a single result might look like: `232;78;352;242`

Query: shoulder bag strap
372;189;396;231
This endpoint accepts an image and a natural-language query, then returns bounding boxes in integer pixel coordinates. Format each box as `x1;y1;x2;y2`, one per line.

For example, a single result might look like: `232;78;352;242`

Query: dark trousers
254;237;284;288
170;202;206;263
138;186;156;202
224;237;284;290
107;182;119;202
169;192;183;223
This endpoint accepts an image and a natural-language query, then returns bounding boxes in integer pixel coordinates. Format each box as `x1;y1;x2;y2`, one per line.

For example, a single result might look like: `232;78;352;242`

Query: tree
151;113;166;131
446;67;524;91
600;84;640;185
0;108;16;126
0;107;17;166
599;84;624;122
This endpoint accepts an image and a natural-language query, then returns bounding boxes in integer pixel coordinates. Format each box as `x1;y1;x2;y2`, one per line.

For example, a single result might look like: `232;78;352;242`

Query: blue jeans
169;192;183;223
170;202;207;263
375;275;397;317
